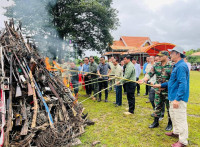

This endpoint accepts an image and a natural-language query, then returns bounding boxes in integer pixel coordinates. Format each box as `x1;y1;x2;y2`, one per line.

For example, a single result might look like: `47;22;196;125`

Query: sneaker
137;93;140;96
125;108;129;111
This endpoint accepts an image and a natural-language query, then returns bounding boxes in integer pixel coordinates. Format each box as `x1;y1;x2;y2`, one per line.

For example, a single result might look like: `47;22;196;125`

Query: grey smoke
5;0;73;61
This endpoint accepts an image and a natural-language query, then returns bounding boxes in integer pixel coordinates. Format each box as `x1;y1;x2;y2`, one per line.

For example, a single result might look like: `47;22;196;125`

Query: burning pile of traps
0;20;90;147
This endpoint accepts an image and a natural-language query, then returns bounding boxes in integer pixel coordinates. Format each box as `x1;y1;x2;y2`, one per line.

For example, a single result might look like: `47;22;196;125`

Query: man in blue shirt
78;62;83;72
83;57;91;96
154;46;189;147
132;58;141;95
143;57;150;95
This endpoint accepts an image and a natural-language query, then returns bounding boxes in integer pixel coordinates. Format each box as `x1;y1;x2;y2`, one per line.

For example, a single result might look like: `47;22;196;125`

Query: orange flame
45;57;57;71
52;61;64;73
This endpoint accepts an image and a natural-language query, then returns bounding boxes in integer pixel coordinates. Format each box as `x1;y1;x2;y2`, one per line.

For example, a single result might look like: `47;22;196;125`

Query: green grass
77;71;200;147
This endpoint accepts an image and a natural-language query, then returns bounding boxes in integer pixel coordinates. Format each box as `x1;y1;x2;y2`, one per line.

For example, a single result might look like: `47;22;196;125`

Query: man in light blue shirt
78;62;83;72
143;57;150;95
154;46;189;147
143;57;149;74
83;57;91;96
132;58;141;95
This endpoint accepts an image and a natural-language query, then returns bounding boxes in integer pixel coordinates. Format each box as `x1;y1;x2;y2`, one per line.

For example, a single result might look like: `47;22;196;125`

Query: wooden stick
30;70;38;128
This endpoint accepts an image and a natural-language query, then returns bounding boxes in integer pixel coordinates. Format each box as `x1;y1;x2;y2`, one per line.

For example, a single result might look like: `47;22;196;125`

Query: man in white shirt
184;57;191;71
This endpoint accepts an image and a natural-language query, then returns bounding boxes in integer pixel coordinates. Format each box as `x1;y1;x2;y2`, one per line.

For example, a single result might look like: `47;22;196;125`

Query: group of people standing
67;46;190;147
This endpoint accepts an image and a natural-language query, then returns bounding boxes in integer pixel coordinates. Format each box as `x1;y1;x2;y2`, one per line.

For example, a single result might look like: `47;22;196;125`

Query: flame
52;61;64;73
45;58;70;88
45;57;57;71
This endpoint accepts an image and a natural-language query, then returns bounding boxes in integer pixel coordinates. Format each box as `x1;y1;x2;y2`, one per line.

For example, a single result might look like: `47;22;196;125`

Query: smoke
5;0;74;62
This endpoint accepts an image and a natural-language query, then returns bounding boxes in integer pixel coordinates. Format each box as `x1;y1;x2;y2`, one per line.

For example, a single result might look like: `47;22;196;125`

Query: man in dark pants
123;64;127;94
97;56;111;102
117;55;136;115
89;56;98;100
83;57;91;96
139;51;173;131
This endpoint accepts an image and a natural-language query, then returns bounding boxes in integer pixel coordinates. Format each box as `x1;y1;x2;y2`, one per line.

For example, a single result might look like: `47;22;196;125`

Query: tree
185;48;200;64
4;0;119;58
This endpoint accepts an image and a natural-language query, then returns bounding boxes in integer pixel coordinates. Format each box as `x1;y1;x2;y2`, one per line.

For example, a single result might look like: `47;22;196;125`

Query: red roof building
104;36;175;66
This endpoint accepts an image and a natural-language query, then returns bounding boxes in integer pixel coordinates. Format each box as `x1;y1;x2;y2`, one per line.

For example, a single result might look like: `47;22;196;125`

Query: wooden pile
0;20;89;147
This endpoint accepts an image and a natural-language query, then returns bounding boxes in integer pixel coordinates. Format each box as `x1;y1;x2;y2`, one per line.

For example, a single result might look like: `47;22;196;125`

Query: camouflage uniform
147;61;173;117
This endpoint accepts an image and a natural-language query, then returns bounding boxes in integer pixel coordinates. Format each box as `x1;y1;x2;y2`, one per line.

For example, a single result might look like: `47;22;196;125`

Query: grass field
77;71;200;147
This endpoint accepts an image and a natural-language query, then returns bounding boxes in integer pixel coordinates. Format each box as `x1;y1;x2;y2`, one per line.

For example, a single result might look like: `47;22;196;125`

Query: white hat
169;46;186;58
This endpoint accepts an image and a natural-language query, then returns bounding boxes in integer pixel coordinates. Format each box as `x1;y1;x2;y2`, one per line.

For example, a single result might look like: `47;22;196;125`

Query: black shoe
149;117;159;128
165;118;173;131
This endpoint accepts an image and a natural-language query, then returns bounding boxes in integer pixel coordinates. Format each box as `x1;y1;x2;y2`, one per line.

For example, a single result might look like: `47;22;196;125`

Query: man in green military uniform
138;51;173;130
89;56;99;100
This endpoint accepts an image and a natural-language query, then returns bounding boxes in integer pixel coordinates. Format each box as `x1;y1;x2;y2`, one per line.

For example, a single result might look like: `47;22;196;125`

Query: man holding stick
112;59;123;106
89;56;98;100
97;56;111;102
153;47;189;147
83;57;91;96
117;55;136;115
138;51;173;130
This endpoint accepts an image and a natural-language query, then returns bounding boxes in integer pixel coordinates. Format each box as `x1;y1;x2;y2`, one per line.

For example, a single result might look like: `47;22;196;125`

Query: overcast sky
1;0;200;51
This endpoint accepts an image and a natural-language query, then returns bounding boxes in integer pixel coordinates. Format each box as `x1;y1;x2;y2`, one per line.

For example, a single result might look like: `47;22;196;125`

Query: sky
1;0;200;51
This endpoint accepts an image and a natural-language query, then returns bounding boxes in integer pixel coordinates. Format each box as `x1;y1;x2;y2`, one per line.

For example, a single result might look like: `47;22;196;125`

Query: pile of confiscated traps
0;20;90;147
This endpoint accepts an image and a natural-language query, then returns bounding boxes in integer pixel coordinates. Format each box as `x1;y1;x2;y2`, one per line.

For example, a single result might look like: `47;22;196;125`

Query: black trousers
126;82;136;113
84;76;92;95
136;77;140;94
149;87;155;109
145;85;150;95
123;83;127;93
99;79;108;100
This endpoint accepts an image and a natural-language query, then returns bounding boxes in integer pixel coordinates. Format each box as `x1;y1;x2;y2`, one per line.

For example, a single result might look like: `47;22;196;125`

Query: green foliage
188;56;200;64
185;49;200;63
51;0;119;54
76;59;84;65
94;56;100;64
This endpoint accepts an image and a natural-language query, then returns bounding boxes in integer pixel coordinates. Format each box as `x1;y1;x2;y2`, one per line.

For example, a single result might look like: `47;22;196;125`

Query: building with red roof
104;36;175;66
